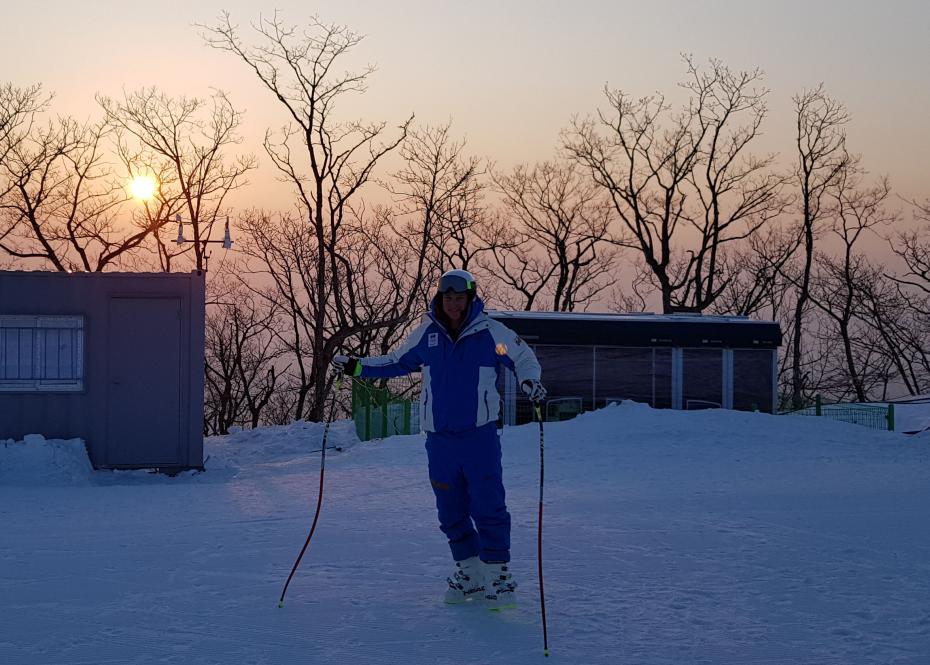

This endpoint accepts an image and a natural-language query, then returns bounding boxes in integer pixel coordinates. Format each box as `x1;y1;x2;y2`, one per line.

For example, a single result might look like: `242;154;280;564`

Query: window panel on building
532;345;593;419
0;315;84;391
652;348;673;409
682;348;722;409
595;347;671;408
733;349;775;413
2;326;32;379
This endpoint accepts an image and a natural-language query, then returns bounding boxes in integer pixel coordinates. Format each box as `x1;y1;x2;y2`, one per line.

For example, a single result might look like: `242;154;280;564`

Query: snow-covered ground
2;404;929;664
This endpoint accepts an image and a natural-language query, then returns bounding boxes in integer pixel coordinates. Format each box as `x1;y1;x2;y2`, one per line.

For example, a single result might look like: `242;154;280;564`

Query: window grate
0;315;84;392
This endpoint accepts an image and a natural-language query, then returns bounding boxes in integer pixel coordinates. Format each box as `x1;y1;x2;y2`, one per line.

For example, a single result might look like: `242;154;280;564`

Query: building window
733;349;775;413
682;348;722;409
595;347;673;409
534;345;594;409
0;315;84;392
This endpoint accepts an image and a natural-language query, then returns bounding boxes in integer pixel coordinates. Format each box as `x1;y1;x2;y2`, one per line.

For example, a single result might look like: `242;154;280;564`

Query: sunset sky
4;0;929;210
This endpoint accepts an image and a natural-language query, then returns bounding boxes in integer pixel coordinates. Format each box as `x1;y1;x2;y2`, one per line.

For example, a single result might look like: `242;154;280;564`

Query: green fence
351;378;419;441
781;394;895;432
545;397;584;422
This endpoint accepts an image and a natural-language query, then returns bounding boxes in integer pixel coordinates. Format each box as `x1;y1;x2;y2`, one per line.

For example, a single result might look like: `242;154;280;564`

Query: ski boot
444;556;485;604
483;562;517;610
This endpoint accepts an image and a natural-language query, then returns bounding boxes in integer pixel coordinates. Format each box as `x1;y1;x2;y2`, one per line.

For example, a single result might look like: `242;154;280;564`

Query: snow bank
203;419;360;477
892;401;930;434
0;434;95;486
2;401;924;488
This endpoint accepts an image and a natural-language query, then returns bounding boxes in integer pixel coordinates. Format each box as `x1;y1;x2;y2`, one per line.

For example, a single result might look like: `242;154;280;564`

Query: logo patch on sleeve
428;332;439;347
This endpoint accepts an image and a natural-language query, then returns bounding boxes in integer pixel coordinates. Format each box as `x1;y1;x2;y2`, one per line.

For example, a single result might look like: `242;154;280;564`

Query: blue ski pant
425;422;511;563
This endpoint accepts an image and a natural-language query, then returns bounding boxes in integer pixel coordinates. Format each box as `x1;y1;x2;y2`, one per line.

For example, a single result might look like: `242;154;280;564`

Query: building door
106;297;182;466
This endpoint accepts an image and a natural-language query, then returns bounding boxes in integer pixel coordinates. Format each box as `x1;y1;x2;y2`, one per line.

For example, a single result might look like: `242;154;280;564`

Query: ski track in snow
2;406;929;664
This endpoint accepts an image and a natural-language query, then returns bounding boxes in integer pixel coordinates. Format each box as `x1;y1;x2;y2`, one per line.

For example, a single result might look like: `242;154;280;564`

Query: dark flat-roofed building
487;310;782;423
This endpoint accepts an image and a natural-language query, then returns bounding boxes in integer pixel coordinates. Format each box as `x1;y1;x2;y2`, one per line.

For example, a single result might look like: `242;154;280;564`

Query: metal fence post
380;388;388;438
364;389;372;441
815;394;822;417
887;403;895;432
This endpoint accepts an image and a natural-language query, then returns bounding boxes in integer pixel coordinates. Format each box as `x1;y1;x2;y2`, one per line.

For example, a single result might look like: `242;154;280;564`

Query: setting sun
128;175;157;201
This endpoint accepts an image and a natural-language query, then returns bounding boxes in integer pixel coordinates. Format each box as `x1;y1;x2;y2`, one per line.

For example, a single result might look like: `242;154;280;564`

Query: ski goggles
437;273;475;294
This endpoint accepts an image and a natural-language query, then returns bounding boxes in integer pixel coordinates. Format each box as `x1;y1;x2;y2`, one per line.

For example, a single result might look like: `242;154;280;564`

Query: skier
332;269;547;607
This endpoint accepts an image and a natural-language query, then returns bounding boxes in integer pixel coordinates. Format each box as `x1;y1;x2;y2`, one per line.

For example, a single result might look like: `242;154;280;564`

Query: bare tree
204;278;283;434
787;84;852;408
99;88;255;272
857;270;930;399
875;197;930;397
382;122;483;315
713;225;800;318
0;83;45;262
488;160;618;311
682;59;789;310
389;125;493;279
433;176;493;273
233;210;321;422
202;12;413;421
236;206;416;422
480;210;553;310
0;109;153;271
890;197;930;298
606;262;653;313
564;56;783;313
563;81;698;312
0;83;45;174
805;172;896;401
339;208;433;356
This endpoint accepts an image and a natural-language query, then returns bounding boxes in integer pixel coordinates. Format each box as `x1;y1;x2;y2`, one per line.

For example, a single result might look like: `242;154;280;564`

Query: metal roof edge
486;309;776;326
0;270;202;279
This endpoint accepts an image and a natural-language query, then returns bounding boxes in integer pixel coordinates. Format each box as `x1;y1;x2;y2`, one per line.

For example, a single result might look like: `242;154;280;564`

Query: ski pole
278;374;344;608
535;402;550;657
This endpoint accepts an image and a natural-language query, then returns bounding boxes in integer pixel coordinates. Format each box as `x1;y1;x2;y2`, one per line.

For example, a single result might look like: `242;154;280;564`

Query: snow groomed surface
2;403;929;664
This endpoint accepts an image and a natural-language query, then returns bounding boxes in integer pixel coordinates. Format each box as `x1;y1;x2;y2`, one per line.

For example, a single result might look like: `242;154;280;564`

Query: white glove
521;379;547;402
330;355;361;376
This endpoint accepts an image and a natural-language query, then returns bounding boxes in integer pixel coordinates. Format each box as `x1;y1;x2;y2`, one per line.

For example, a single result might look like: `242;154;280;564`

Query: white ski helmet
436;269;477;297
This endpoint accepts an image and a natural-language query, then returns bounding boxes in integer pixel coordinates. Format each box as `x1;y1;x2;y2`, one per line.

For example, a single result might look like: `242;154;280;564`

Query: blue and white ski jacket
357;298;541;434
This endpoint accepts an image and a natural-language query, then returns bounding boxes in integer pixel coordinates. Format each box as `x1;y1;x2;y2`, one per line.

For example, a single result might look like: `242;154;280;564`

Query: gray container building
0;271;205;471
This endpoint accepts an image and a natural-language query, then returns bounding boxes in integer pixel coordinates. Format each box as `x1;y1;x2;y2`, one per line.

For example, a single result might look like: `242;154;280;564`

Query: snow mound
0;434;95;486
2;403;922;488
204;419;360;476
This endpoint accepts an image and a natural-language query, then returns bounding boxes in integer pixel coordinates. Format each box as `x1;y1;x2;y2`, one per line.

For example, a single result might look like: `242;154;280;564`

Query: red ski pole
278;375;344;607
535;402;550;656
